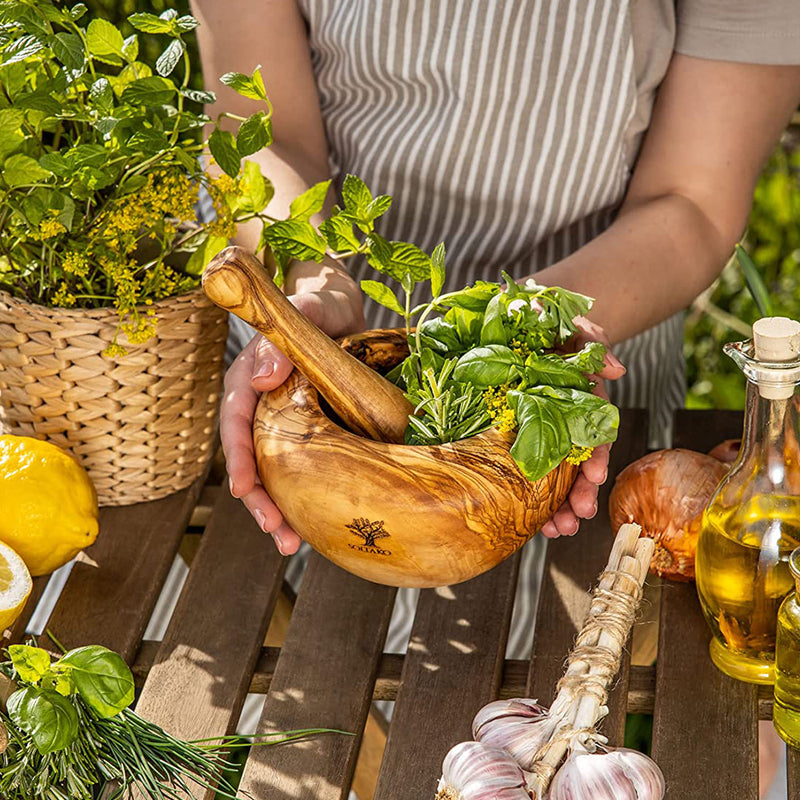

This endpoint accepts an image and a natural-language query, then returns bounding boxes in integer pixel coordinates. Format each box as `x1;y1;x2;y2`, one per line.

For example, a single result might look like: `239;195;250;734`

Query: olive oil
694;318;800;685
774;548;800;748
696;496;800;683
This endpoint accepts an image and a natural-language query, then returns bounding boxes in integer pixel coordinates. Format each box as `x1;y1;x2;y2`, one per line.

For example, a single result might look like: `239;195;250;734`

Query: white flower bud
506;298;531;316
437;741;531;800
472;698;557;770
549;747;665;800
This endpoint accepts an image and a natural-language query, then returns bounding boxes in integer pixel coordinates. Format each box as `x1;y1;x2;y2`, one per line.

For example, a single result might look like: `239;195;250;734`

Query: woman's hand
540;317;626;539
221;285;365;555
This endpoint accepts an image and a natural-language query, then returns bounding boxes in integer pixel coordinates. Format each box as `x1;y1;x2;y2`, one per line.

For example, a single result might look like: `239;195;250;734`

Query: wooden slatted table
7;409;797;799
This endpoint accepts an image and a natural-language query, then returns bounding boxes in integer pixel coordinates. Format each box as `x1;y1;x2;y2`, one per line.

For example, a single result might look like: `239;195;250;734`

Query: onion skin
708;439;741;464
608;449;728;582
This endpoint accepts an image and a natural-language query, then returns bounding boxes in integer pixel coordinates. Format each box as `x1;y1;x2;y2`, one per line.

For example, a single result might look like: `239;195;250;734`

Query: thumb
251;335;294;393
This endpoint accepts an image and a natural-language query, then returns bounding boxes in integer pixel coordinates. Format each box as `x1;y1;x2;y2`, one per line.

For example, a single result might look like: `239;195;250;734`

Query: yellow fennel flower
566;444;594;465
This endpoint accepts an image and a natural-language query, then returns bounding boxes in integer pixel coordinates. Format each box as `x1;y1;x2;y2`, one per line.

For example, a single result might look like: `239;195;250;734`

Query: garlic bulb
436;741;530;800
708;439;740;464
548;747;665;800
471;698;557;770
609;448;727;581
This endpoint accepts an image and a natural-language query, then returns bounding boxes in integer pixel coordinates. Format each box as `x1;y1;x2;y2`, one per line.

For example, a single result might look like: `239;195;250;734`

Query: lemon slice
0;541;32;632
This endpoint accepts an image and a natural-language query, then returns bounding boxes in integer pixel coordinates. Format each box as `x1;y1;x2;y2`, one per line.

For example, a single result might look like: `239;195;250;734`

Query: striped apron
226;0;686;661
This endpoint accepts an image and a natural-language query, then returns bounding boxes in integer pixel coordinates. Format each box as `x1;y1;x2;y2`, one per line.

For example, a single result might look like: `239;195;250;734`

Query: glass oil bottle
775;546;800;747
695;317;800;684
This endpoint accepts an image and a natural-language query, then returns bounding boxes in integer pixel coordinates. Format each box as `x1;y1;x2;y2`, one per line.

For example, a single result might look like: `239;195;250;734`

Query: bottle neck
738;380;800;487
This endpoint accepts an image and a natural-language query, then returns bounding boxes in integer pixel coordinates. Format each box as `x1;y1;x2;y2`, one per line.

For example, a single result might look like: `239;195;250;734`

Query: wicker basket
0;289;228;506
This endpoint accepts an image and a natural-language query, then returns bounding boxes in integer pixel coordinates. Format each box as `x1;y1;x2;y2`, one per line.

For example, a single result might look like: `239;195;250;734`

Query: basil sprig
5;643;134;754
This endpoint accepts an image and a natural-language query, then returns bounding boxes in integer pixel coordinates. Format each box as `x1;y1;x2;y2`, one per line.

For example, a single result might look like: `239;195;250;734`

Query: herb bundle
0;643;337;800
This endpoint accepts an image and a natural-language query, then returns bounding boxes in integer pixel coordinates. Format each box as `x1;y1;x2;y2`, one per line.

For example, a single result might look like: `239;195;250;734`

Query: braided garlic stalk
436;524;664;800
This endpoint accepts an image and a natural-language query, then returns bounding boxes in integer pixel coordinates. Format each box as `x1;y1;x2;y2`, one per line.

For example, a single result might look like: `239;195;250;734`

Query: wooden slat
39;480;204;662
653;410;758;800
134;490;286;795
374;553;520;800
788;747;800;797
527;408;649;745
238;553;396;800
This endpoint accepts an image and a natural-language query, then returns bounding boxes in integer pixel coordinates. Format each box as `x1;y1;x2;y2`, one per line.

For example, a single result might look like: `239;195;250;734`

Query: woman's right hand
221;288;365;555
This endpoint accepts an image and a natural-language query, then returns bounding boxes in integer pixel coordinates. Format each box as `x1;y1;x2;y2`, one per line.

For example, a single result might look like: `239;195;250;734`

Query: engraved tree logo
347;517;390;548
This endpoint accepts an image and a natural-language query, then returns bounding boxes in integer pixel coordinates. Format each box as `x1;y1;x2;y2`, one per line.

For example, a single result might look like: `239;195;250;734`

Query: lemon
0;540;32;631
0;435;99;576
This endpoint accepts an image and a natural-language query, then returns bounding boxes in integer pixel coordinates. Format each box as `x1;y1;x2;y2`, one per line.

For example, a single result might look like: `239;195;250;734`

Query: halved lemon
0;541;32;632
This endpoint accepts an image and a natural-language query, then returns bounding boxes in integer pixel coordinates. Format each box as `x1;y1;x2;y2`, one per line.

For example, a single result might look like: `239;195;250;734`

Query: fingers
580;442;610;485
541;503;579;538
220;337;261;498
251;334;295;394
235;481;301;554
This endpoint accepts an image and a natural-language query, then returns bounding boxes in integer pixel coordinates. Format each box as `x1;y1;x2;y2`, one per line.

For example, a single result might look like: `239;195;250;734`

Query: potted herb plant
0;2;293;504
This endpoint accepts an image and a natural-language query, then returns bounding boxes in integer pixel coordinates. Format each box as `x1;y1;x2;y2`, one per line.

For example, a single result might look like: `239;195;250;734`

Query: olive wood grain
202;246;412;442
254;330;578;588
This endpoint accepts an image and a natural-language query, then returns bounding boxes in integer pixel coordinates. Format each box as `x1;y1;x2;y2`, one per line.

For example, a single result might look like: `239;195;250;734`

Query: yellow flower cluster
509;337;532;360
62;251;89;276
39;218;66;240
52;282;76;308
206;172;240;239
566;444;594;465
484;385;516;433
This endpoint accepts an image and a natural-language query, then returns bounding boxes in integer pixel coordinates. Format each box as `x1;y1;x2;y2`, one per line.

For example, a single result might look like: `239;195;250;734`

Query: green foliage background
84;2;800;413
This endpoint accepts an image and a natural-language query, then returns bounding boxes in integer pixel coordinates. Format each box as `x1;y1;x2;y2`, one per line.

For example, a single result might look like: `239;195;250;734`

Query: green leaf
389;242;431;281
319;213;361;251
220;66;267;101
528;386;618;447
176;15;200;32
182;87;216;104
564;341;607;375
736;243;773;317
9;645;52;684
155;38;184;77
0;108;23;135
262;219;327;263
454;345;523;388
39;152;69;176
70;4;88;20
3;153;51;187
121;75;175;105
480;293;508;346
442;280;501;313
365;194;392;222
236;111;271;156
127;12;172;34
342;174;372;219
86;18;124;59
59;645;135;718
2;34;45;65
431;242;446;297
524;353;590;391
7;686;80;754
208;128;241;177
507;391;572;482
238;159;273;213
122;33;138;62
360;280;404;316
418;318;461;355
186;233;228;276
89;77;113;113
50;32;84;71
290;180;331;221
366;232;394;272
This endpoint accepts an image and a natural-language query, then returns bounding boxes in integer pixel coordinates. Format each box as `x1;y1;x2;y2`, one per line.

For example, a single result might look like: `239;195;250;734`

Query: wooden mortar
254;329;577;588
203;247;578;588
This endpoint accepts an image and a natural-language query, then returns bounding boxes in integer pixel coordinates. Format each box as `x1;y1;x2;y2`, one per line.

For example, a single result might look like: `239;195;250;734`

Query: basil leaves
5;643;135;754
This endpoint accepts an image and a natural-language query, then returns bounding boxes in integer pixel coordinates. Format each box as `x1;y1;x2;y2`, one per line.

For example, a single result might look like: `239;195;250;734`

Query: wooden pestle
202;246;414;443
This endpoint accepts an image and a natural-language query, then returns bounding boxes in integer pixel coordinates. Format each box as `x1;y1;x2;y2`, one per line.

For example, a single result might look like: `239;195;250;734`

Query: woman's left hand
541;317;626;538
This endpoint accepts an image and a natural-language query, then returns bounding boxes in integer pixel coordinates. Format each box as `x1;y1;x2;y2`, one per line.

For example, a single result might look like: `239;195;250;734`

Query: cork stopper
752;317;800;399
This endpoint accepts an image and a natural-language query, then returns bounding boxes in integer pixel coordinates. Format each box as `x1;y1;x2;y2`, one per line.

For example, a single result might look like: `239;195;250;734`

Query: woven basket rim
0;286;209;320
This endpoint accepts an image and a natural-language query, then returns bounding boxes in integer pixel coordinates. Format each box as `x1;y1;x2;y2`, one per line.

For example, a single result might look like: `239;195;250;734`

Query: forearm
533;192;730;345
